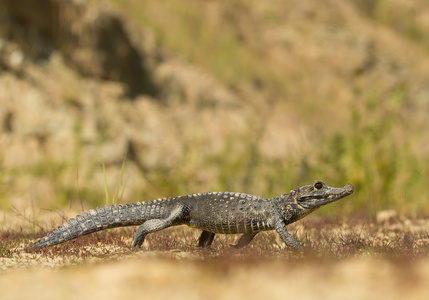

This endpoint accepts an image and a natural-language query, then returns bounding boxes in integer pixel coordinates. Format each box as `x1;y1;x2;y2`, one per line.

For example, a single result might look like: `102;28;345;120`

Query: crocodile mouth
298;184;354;209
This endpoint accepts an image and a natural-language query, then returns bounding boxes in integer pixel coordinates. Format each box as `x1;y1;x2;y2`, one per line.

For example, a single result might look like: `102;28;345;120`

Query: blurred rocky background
1;0;429;225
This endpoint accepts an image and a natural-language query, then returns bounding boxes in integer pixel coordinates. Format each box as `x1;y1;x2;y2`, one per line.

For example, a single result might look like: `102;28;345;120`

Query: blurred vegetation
351;0;429;48
1;0;429;224
117;87;424;217
205;88;425;216
107;0;288;96
103;0;427;216
312;86;424;215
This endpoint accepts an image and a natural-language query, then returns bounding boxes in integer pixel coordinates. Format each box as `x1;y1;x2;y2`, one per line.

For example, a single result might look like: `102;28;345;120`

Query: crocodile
25;180;353;251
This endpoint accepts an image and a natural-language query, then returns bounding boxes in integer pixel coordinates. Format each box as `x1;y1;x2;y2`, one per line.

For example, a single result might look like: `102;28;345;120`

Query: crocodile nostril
345;183;354;193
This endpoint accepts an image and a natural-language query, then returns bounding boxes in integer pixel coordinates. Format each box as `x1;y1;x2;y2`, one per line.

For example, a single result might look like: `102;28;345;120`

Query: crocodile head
295;180;354;210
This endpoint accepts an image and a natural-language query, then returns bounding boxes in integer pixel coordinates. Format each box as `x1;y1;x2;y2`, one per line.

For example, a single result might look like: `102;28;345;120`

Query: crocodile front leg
273;217;303;251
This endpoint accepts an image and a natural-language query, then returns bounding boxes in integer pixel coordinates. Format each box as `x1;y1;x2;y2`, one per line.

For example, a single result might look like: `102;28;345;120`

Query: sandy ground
2;215;429;300
1;254;429;300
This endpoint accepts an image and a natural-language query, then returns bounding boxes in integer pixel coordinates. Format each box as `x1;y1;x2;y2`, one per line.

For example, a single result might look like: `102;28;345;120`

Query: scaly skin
25;180;354;251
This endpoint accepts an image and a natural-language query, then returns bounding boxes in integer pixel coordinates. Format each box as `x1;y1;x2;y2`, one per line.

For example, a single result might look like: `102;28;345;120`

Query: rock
1;0;157;97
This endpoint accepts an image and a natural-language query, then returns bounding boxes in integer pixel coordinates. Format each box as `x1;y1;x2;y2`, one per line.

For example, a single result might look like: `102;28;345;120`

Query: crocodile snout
344;184;354;194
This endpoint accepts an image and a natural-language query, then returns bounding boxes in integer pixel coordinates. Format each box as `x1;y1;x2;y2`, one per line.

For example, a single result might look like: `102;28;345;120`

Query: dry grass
2;215;429;272
2;216;429;300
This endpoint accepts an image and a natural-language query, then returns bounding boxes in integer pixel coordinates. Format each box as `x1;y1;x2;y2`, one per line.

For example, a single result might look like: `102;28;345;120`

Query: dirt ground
2;254;429;300
1;215;429;300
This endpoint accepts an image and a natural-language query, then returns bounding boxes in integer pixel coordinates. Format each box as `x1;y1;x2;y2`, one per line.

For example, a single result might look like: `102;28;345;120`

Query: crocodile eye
314;181;323;190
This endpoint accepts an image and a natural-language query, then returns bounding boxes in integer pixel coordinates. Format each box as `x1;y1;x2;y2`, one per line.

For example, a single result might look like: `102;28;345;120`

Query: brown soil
2;256;429;300
1;215;429;300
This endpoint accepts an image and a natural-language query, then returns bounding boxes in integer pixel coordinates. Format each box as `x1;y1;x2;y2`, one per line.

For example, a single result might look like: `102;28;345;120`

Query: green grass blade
103;163;109;206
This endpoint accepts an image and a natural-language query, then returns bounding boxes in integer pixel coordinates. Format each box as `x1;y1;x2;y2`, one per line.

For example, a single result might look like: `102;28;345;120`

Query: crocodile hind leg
132;206;187;249
198;230;215;248
230;232;257;249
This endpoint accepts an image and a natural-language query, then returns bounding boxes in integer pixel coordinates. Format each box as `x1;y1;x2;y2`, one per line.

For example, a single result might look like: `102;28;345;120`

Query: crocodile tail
24;202;148;250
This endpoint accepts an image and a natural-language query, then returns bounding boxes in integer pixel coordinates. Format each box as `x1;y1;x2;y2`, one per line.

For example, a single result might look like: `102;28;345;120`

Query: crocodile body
25;180;353;251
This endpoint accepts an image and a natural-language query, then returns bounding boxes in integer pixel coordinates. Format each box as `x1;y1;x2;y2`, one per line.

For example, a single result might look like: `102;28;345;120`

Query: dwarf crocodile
25;180;354;251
